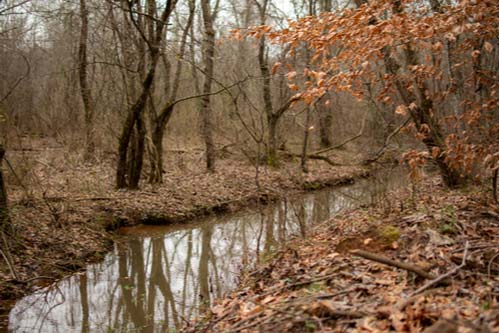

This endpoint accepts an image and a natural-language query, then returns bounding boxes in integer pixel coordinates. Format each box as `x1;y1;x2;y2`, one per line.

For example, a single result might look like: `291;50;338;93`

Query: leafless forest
0;0;498;331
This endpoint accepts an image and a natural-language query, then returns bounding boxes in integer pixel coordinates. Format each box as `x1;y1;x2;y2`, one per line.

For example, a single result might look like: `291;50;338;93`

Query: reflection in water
8;168;405;332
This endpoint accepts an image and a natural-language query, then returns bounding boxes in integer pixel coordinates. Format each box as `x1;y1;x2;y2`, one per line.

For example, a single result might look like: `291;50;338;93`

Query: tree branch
364;116;412;164
312;114;366;155
351;249;436;280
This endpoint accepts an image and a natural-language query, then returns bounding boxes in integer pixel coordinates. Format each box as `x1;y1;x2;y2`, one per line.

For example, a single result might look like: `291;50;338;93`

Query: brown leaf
395;105;407;115
271;62;282;75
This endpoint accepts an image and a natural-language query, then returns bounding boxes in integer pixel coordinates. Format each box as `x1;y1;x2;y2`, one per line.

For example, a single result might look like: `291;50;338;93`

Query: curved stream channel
7;168;405;332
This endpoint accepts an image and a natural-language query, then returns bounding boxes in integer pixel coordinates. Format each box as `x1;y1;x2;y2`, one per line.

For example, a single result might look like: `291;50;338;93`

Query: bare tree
78;0;95;161
199;0;218;172
149;0;195;183
254;0;299;167
116;0;178;189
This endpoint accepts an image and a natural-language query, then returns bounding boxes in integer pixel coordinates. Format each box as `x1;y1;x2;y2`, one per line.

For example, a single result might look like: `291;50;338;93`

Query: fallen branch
279;150;343;166
350;249;435;280
408;241;469;297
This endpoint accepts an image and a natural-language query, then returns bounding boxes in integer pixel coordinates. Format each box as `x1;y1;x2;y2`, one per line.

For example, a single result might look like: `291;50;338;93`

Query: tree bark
267;114;278;166
149;106;173;183
317;94;333;148
116;64;157;188
301;106;311;173
78;0;95;161
0;144;9;233
200;0;217;172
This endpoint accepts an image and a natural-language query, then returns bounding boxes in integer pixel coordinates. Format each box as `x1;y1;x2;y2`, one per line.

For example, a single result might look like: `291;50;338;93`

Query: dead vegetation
0;139;369;321
183;176;499;333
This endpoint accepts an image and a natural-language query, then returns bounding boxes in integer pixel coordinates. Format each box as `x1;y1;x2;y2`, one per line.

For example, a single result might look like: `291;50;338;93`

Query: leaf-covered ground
0;143;368;326
182;176;499;333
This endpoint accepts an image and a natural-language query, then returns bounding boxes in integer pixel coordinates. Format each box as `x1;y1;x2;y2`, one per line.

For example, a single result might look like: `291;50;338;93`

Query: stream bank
183;175;499;333
0;160;369;330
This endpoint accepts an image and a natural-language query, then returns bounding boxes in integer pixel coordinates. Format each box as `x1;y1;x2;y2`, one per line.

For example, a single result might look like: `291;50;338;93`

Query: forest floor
0;138;370;324
182;175;499;333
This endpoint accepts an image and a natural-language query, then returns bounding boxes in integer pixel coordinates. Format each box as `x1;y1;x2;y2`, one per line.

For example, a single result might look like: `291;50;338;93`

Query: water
7;167;405;332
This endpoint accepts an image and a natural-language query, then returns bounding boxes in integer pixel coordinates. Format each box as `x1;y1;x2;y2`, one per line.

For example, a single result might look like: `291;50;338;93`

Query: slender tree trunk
267;114;279;166
78;0;95;161
0;145;9;233
200;0;216;172
258;38;278;166
149;0;194;183
301;106;311;173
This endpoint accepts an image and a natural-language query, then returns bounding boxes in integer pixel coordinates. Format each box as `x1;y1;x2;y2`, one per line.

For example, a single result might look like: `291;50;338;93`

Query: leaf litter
182;176;499;333
0;144;368;326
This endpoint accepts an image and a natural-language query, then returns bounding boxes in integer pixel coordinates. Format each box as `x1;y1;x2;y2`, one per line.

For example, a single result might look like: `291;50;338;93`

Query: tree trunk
200;0;216;172
317;94;333;148
255;0;282;166
149;125;165;184
116;58;158;188
401;46;463;187
0;145;9;233
78;0;95;162
148;0;195;184
149;106;173;183
128;114;146;189
115;0;177;189
267;114;279;166
369;0;463;188
301;106;311;173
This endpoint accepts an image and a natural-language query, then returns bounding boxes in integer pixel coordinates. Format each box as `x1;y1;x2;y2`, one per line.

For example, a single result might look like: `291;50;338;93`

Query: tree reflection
198;225;212;312
8;169;405;332
79;274;89;333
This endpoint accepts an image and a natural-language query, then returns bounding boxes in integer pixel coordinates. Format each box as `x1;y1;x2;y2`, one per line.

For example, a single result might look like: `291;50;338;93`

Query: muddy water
7;168;405;332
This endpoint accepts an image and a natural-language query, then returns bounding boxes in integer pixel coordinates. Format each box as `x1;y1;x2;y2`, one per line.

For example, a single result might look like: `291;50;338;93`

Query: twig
364;116;412;164
0;245;18;280
250;272;339;301
394;288;446;311
350;249;435;280
409;241;469;297
311;115;367;155
73;197;114;202
487;251;499;278
16;276;56;284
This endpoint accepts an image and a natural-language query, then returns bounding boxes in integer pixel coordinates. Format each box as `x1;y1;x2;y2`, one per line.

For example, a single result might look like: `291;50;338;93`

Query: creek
7;167;405;332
